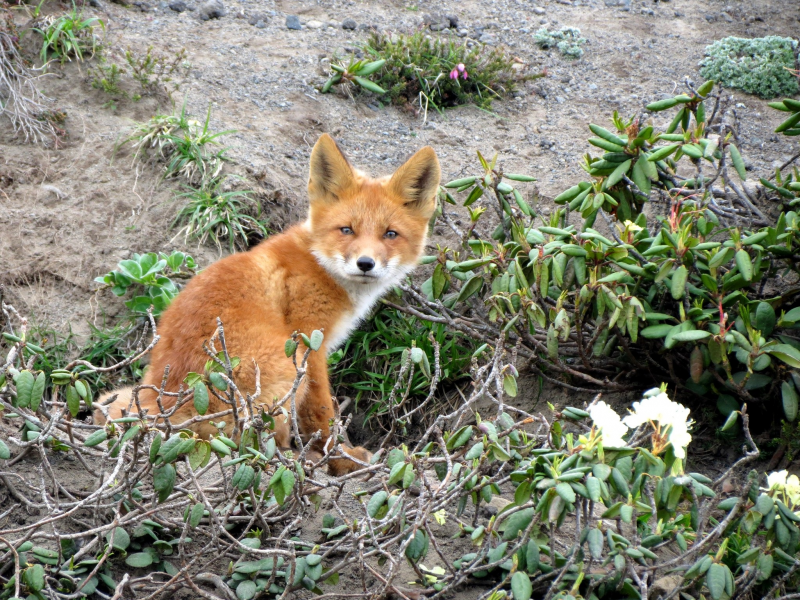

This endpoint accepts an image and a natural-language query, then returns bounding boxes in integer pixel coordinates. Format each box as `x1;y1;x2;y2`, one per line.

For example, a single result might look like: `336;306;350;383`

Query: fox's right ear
308;134;356;203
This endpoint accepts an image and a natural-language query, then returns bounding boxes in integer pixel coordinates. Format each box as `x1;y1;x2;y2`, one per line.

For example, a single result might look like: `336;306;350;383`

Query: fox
94;133;441;475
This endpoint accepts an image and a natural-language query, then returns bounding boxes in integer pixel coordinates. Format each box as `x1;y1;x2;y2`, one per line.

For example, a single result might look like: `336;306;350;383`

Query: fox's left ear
388;146;441;217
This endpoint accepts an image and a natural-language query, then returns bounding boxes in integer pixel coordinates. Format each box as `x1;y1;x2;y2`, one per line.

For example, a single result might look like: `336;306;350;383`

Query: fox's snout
356;256;375;272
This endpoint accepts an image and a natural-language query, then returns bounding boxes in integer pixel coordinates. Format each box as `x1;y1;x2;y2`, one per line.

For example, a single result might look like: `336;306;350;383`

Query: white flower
786;474;800;507
588;401;629;447
763;470;789;492
623;388;693;459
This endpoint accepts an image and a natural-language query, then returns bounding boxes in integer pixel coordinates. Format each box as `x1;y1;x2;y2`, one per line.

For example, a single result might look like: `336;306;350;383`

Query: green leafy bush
353;31;537;112
700;36;799;99
533;26;587;59
399;81;800;428
94;251;197;316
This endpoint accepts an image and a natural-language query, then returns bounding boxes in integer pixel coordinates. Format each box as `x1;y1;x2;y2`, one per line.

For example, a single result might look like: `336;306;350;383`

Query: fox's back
143;226;351;394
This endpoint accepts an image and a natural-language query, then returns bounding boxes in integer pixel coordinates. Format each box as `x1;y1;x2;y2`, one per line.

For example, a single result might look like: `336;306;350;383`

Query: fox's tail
93;386;134;425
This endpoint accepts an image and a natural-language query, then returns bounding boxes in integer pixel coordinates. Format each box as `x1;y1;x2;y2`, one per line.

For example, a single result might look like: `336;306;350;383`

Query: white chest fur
325;279;394;351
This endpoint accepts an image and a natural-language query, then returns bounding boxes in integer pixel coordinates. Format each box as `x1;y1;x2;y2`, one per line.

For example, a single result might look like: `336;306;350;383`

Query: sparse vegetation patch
330;31;539;112
700;36;799;99
121;103;231;186
533;26;587;59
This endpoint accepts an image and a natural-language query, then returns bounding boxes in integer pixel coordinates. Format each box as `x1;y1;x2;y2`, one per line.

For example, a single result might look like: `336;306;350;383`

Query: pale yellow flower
588;401;629;447
623;388;693;459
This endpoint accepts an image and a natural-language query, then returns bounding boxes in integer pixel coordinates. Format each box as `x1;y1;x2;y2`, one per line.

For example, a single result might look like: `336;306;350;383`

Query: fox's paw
327;445;372;475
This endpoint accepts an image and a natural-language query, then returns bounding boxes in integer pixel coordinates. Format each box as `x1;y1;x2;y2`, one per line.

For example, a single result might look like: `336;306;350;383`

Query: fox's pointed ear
388;146;441;216
308;133;356;202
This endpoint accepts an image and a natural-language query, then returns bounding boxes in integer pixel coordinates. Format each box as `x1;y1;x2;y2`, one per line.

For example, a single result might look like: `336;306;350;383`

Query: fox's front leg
298;353;371;475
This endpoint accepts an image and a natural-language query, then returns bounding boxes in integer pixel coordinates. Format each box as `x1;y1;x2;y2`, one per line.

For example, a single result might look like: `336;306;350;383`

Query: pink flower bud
449;68;459;80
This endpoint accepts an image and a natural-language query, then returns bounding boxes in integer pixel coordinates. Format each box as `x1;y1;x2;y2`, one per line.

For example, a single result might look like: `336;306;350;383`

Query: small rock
158;1;168;10
168;0;186;11
198;0;224;20
341;17;357;30
424;13;451;31
478;32;497;45
88;0;102;6
556;96;565;104
247;12;269;25
588;83;598;90
652;576;682;597
720;11;733;22
533;6;546;14
285;14;302;29
674;10;683;17
132;1;150;11
705;14;717;22
556;0;571;4
255;20;266;28
306;19;324;29
456;28;468;37
357;23;377;31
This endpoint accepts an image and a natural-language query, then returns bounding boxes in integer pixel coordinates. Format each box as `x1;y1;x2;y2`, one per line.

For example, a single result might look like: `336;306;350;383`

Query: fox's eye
340;227;354;235
384;230;398;239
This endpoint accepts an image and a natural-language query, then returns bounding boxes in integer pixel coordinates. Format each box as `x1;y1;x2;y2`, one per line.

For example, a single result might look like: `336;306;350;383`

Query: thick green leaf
671;265;688;299
511;571;533;600
768;344;800;368
125;552;154;568
735;249;752;282
781;381;798;421
706;563;728;600
24;564;45;592
13;370;34;408
236;580;257;600
193;383;209;415
671;330;712;343
502;508;534;540
107;527;130;551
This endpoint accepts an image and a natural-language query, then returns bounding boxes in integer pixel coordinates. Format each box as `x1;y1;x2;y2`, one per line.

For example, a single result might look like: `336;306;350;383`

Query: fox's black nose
356;256;375;272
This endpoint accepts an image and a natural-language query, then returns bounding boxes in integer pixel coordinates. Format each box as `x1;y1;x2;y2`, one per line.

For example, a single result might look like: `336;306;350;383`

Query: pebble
286;15;302;29
247;12;269;25
478;32;497;45
341;17;357;30
533;6;546;14
588;83;598;90
556;96;565;104
198;0;224;20
305;20;324;29
168;0;186;11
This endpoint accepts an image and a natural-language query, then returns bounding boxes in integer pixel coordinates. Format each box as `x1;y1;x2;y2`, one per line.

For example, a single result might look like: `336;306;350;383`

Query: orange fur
95;134;441;474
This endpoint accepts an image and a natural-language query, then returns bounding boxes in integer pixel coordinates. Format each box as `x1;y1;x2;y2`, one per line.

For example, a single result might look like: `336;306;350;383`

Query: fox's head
306;133;441;290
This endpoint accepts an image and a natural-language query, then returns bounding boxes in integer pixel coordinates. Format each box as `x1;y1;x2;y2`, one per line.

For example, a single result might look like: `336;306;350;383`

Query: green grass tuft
122;102;231;186
331;307;473;425
172;178;269;252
